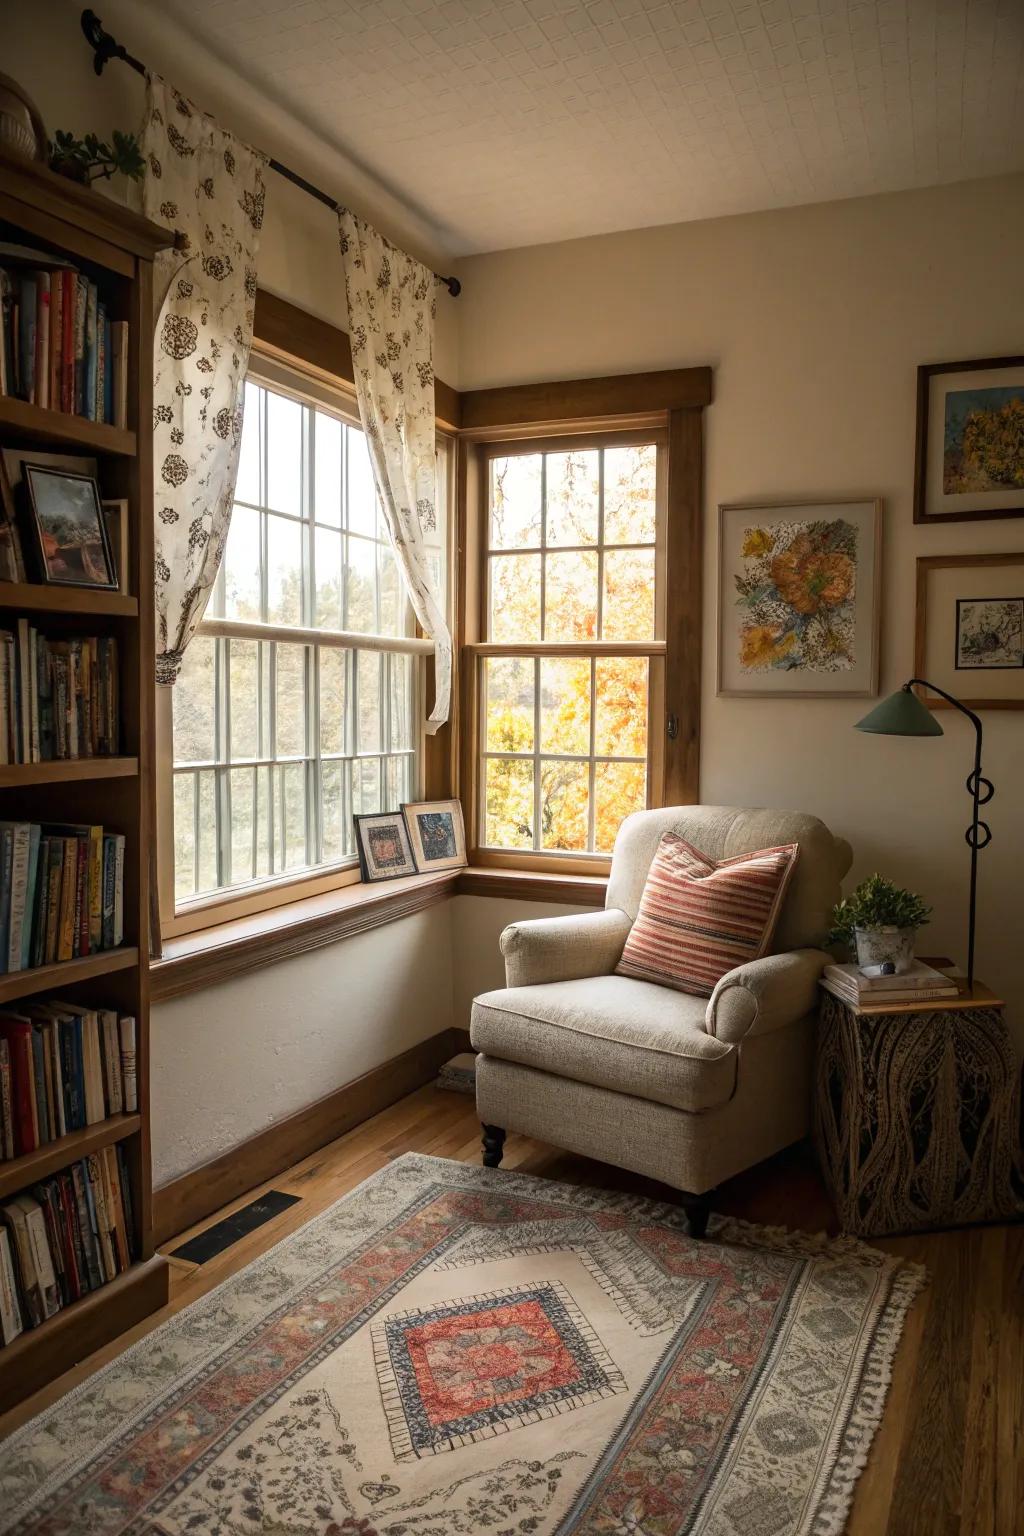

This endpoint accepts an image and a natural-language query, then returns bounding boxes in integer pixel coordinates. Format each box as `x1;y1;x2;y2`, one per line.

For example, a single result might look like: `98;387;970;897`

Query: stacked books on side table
821;959;960;1008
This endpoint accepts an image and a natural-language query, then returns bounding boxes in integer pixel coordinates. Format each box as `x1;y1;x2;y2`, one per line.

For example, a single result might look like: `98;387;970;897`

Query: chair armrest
705;948;830;1044
500;908;633;988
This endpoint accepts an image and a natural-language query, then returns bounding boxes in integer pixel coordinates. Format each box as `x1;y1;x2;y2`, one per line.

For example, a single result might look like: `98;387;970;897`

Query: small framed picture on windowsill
402;798;468;872
354;812;419;882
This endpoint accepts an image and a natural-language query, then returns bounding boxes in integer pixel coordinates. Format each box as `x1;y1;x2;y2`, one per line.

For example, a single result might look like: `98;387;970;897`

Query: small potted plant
827;874;932;974
46;129;145;186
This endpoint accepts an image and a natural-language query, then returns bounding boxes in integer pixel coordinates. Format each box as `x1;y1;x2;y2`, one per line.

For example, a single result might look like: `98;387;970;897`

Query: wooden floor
1;1083;1021;1534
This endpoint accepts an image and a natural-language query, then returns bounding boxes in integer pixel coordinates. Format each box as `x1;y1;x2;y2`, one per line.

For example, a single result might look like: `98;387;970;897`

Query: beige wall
456;175;1024;1047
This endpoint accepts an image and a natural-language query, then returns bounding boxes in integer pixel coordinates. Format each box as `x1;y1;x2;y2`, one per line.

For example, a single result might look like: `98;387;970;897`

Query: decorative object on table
435;1052;476;1094
915;553;1024;710
914;356;1024;524
401;796;467;871
821;958;958;1007
0;1153;927;1536
717;497;881;696
816;976;1024;1236
0;73;46;163
101;498;130;594
22;462;117;588
856;680;994;990
46;128;145;185
827;873;932;975
353;810;418;882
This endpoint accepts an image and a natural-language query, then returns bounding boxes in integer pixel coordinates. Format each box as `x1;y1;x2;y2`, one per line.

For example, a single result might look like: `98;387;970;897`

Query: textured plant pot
854;925;916;973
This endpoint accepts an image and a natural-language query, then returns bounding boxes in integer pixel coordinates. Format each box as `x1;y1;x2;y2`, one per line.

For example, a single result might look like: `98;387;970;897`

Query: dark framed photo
914;356;1024;524
955;598;1023;671
915;553;1024;710
353;811;419;882
22;463;117;587
402;798;467;871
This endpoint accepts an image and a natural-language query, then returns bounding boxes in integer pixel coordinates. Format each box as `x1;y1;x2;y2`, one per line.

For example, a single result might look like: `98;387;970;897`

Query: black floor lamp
854;680;993;992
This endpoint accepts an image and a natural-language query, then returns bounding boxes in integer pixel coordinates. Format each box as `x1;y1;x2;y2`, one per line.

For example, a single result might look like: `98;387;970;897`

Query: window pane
314;525;342;629
489;454;541;549
229;766;254;883
378;544;402;636
278;762;308;871
228;640;259;760
485;758;533;849
318;647;347;755
540;657;590;755
546;450;599;546
389;653;414;752
357;649;382;754
386;753;412;809
275;644;306;757
540;759;589;851
223;504;262;622
594;760;646;852
602;547;656;640
173;636;216;763
234;381;262;506
603;444;657;544
347;428;378;536
595;657;648;758
489;553;541;642
353;756;381;815
544;549;598;641
266;389;302;516
255;765;271;878
173;773;195;899
267;514;302;627
320;761;345;861
345;536;377;632
196;769;218;892
313;411;342;527
485;655;534;753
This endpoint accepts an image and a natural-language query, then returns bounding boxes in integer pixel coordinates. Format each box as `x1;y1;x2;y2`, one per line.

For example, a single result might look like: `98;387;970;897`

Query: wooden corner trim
455;867;607;906
459;367;712;432
152;1027;470;1247
150;872;458;1003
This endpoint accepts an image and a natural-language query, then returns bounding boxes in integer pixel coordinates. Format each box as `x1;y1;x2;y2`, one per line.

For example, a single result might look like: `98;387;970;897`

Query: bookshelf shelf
0;395;136;456
0;946;138;1005
0;1255;170;1414
0;582;138;618
0;1113;141;1201
0;757;138;788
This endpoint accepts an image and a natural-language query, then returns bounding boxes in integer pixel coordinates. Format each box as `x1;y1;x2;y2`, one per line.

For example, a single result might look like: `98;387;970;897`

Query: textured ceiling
161;0;1024;256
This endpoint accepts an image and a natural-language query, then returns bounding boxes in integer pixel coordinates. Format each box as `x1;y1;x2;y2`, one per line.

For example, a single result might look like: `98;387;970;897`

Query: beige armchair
471;806;852;1234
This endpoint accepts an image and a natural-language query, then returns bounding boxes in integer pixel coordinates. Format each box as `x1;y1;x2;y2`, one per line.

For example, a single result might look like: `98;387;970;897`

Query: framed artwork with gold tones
717;498;881;698
914;356;1024;524
915;553;1024;711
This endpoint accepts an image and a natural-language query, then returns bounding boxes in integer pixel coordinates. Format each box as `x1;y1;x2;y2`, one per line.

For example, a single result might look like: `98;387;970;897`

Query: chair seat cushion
470;975;736;1113
615;833;800;997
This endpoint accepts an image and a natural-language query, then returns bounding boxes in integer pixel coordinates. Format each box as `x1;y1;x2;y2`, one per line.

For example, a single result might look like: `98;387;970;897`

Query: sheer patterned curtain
141;75;266;684
337;209;451;732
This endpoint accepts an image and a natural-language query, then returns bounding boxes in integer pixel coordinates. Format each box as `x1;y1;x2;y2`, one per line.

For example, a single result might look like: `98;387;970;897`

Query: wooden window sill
151;866;608;1002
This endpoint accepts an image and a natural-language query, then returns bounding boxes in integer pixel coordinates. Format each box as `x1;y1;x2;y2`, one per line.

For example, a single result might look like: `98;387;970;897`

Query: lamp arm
904;678;982;733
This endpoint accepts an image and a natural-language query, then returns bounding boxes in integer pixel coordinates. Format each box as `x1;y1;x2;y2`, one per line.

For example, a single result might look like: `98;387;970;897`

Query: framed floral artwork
915;553;1024;710
914;356;1024;524
402;798;468;871
354;812;419;882
717;499;881;698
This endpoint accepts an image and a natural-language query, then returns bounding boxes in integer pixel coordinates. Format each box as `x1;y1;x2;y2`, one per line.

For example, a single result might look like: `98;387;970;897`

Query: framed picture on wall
717;498;882;698
914;356;1024;524
916;553;1024;710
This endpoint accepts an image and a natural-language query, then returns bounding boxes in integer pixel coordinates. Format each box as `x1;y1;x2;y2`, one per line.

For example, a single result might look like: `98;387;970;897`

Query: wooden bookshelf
0;152;173;1408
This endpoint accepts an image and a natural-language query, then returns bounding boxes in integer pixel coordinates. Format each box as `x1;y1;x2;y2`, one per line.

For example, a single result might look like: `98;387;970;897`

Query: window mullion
532;655;541;852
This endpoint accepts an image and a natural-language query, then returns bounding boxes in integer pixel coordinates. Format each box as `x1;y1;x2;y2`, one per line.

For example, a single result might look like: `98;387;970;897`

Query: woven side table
814;980;1024;1236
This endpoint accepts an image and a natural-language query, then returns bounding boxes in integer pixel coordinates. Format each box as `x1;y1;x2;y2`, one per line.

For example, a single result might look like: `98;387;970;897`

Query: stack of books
0;244;130;428
0;626;119;763
0;821;125;974
821;960;960;1007
0;1002;136;1160
0;1146;136;1346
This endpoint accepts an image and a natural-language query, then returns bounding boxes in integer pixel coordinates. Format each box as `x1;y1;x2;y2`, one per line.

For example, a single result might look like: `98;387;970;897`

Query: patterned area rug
0;1154;926;1536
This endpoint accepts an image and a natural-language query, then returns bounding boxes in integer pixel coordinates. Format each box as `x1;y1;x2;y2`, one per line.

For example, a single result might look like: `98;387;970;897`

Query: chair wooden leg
481;1124;506;1168
684;1192;712;1239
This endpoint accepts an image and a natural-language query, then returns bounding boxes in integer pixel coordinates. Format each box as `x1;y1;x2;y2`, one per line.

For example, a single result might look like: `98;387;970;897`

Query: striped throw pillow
615;834;800;996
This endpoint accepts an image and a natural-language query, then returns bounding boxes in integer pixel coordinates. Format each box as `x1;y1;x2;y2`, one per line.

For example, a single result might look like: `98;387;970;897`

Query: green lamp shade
855;687;944;737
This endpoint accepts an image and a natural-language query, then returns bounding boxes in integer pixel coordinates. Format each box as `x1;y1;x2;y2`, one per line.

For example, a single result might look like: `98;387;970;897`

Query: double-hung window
168;369;444;923
471;433;666;865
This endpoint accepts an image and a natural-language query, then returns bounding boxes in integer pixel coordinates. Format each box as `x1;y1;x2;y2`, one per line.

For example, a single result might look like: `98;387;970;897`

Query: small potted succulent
46;129;145;186
827;874;932;974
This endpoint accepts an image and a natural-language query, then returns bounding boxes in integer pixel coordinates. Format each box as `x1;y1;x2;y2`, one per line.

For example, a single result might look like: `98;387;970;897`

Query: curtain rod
79;8;462;298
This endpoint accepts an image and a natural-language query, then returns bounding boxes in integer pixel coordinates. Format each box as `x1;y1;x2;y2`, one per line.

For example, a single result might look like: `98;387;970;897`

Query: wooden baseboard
152;1027;472;1247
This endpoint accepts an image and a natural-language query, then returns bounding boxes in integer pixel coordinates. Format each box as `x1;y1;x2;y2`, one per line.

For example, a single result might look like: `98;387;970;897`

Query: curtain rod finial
81;8;122;75
444;276;461;298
